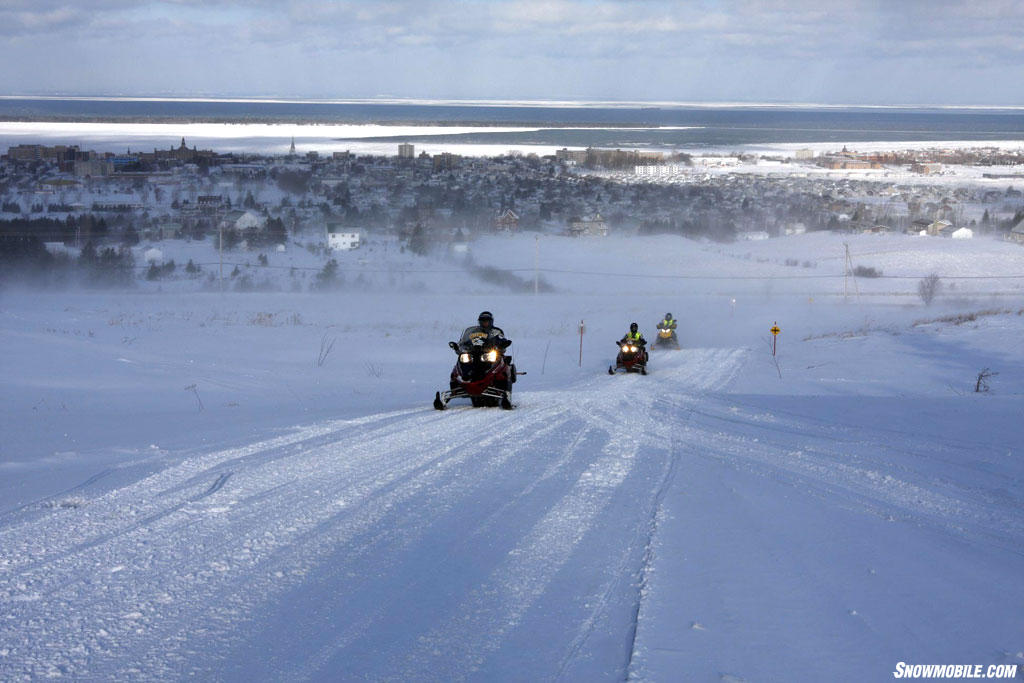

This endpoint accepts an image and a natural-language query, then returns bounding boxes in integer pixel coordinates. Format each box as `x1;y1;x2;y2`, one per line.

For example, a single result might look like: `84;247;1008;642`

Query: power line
528;268;1024;281
7;255;1024;280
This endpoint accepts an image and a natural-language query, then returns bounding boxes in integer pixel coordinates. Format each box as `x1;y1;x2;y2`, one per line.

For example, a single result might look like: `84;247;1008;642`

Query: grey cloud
1;0;1022;104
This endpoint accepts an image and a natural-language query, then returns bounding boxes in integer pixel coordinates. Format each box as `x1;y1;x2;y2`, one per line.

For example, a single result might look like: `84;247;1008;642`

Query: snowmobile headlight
484;349;499;363
621;345;631;353
629;345;638;352
459;353;471;363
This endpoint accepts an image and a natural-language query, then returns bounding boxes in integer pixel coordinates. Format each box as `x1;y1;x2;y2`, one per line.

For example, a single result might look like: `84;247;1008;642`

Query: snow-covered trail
629;368;1024;681
0;347;744;681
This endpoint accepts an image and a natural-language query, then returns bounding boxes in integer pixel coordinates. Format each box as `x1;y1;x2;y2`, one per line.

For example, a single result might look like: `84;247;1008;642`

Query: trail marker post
770;322;781;356
579;320;586;367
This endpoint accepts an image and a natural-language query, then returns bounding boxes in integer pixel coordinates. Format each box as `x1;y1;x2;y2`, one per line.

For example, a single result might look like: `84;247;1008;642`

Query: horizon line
2;94;1024;112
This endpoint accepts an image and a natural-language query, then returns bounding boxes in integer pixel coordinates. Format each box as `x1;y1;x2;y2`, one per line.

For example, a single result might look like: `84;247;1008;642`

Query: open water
1;98;1022;151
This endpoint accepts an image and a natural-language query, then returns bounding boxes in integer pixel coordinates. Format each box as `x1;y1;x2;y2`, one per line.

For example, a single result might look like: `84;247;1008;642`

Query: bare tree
975;368;998;393
316;334;335;368
918;273;942;306
184;384;204;412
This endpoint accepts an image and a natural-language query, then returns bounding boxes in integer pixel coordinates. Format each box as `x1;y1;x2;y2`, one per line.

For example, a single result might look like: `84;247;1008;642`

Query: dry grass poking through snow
805;307;1024;341
912;308;1024;328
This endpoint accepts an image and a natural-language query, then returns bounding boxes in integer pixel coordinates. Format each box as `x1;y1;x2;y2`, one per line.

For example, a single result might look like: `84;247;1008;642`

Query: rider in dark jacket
460;311;511;350
619;322;646;346
618;322;647;363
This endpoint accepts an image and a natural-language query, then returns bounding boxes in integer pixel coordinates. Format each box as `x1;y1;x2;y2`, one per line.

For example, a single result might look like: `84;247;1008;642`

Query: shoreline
1;119;1021;160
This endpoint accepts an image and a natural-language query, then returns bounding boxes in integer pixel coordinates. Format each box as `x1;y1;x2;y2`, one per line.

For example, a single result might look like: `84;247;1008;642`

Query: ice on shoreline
2;120;1021;159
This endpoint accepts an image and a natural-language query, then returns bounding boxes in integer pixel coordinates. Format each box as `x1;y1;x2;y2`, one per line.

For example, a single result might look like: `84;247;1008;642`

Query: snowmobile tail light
459;353;471;363
485;349;499;362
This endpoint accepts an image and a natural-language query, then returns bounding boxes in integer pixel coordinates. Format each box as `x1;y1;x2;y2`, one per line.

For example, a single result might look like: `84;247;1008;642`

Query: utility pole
843;242;848;300
843;242;860;302
219;222;224;293
534;235;539;296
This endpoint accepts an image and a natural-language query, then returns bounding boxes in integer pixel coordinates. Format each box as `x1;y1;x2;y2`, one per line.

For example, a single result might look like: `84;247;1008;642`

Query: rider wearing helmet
657;312;678;341
619;322;646;346
460;310;511;349
618;322;648;364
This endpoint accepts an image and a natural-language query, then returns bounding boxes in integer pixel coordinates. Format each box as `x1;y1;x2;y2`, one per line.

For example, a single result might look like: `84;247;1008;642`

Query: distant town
2;138;1024;287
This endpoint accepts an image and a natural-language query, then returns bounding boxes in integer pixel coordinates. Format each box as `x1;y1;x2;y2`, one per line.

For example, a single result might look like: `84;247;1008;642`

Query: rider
619;322;646;347
619;322;647;362
460;311;511;350
657;312;679;341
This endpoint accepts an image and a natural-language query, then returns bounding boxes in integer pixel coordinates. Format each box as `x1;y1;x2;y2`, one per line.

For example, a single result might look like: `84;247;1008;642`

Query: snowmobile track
0;348;749;682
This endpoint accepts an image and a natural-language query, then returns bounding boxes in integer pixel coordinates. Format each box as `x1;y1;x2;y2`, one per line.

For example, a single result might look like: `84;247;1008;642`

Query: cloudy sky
2;0;1023;105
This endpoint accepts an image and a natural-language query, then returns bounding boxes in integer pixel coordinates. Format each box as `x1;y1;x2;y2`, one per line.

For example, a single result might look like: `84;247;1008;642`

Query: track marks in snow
662;394;1024;552
385;348;747;679
0;348;750;682
0;467;114;521
394;428;643;679
1;401;579;680
129;405;573;679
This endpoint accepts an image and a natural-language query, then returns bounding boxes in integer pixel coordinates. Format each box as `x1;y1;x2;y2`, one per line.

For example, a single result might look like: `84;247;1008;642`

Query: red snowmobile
609;340;648;375
434;337;517;410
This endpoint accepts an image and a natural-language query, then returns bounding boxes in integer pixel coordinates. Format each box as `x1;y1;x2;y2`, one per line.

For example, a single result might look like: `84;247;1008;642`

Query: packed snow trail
0;348;743;681
627;369;1024;682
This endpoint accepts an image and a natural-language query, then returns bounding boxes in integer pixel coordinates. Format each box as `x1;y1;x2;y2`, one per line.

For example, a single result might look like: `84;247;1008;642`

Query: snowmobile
653;327;681;350
434;337;517;410
609;340;648;375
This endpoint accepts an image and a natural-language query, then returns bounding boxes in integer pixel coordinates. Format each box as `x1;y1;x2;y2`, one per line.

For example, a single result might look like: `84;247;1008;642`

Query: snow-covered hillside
2;232;1023;681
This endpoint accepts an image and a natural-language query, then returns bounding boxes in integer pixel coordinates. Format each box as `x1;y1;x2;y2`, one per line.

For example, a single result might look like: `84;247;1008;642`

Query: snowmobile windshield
460;326;490;346
460;325;505;348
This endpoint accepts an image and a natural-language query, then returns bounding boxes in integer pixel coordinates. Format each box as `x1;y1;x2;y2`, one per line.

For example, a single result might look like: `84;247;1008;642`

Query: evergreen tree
122;225;140;246
314;259;341;290
266;217;287;245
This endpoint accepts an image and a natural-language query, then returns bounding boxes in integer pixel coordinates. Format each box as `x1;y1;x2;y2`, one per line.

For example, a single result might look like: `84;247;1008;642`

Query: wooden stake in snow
579;320;586;367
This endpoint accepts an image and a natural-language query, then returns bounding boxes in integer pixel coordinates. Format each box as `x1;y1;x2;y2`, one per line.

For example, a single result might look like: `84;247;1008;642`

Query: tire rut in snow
382;348;749;680
0;348;752;681
127;401;578;681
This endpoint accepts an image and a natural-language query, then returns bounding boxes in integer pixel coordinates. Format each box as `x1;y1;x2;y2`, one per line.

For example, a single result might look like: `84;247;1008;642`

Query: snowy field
2;232;1024;681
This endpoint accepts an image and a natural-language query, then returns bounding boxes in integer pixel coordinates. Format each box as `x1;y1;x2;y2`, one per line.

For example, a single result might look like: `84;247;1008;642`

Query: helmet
665;313;673;320
629;322;638;333
478;311;494;327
